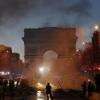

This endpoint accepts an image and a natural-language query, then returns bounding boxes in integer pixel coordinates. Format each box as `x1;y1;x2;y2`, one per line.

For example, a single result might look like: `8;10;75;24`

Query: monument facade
23;27;86;89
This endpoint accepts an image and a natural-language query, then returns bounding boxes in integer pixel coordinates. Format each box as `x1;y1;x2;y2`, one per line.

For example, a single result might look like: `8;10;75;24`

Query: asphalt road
3;91;87;100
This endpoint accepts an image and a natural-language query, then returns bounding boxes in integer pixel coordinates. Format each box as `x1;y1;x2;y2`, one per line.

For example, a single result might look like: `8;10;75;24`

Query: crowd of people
81;70;100;99
0;71;99;100
0;77;30;99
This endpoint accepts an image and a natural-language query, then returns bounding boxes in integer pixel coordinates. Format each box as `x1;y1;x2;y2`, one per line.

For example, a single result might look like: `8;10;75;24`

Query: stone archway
23;27;87;89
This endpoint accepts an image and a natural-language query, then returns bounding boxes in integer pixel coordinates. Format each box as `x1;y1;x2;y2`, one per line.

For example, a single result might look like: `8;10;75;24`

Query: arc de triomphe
23;27;86;89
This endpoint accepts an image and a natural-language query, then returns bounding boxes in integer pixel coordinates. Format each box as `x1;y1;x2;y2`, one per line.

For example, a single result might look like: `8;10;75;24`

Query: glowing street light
36;82;45;89
88;79;91;82
0;71;10;75
14;81;17;87
0;72;5;75
94;25;99;30
98;68;100;70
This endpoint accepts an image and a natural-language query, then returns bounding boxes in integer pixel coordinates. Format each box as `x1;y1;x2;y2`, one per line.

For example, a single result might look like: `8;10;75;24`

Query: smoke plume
0;0;91;26
0;0;92;60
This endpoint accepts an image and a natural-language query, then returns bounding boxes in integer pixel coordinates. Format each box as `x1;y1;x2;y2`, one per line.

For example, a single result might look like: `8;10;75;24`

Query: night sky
0;0;99;60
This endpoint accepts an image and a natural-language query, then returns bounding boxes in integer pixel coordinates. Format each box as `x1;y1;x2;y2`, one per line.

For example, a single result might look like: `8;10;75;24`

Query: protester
9;80;14;96
87;80;95;99
0;78;4;99
94;70;100;93
46;83;52;100
81;81;87;97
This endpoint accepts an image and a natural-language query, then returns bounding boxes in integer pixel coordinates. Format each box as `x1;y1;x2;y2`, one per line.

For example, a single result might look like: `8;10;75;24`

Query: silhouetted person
81;81;87;97
1;79;8;99
3;79;8;92
94;71;100;93
87;81;95;99
9;80;14;96
0;78;4;99
20;79;29;95
46;83;52;100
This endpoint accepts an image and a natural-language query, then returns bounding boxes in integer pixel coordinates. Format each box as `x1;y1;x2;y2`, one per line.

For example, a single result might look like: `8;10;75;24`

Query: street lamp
94;25;99;30
94;25;100;34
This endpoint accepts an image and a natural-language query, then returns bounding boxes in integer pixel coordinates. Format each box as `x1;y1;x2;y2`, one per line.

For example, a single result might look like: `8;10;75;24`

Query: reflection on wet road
3;90;87;100
4;91;51;100
36;91;46;100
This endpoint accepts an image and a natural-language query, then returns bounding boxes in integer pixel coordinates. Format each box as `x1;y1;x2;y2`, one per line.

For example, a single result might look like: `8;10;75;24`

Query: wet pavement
3;91;87;100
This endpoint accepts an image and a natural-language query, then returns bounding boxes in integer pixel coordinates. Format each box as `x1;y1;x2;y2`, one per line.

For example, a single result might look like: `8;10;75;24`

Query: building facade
11;53;23;78
92;31;100;64
0;44;24;79
0;45;12;70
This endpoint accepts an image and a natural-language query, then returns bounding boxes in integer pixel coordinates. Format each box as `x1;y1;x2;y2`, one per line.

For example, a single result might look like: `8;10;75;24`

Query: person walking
46;83;52;100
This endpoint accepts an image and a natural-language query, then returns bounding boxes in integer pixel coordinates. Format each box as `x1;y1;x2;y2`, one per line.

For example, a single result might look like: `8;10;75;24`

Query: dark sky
0;0;99;60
